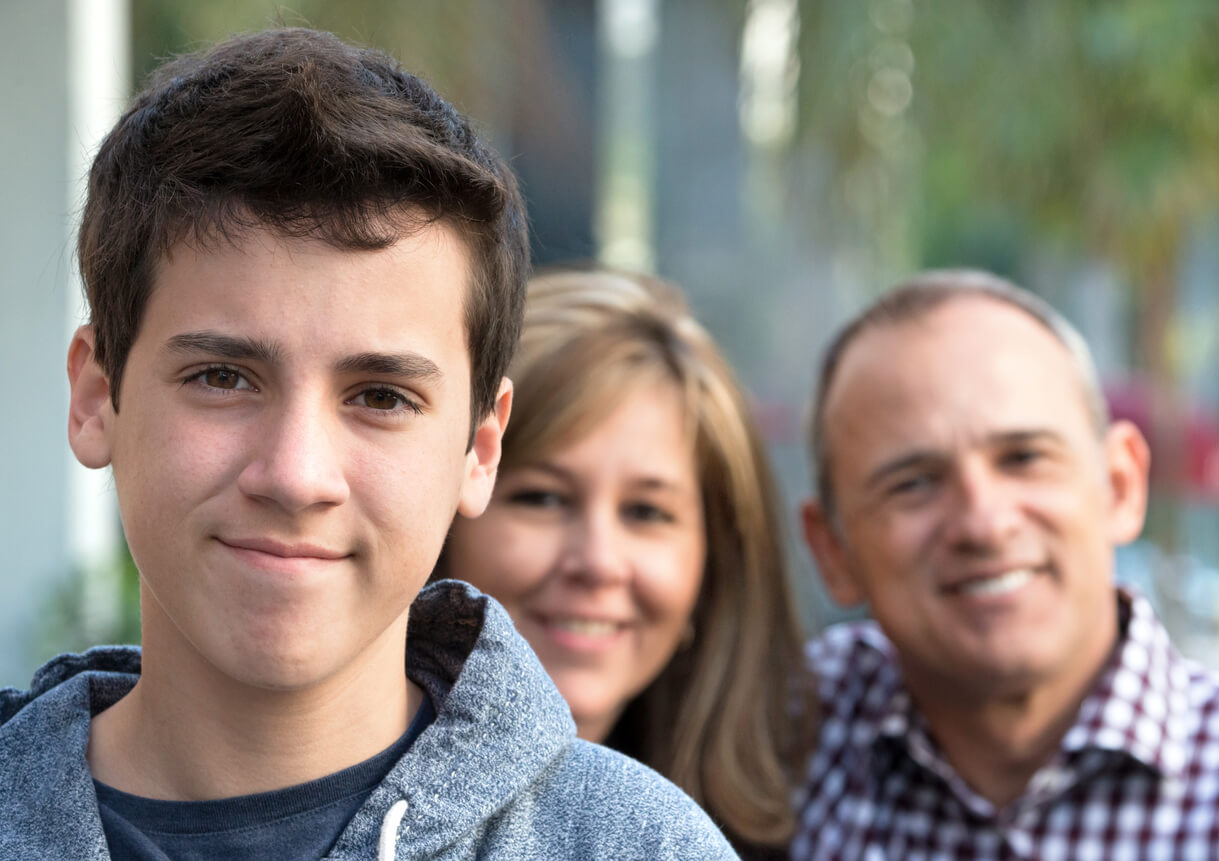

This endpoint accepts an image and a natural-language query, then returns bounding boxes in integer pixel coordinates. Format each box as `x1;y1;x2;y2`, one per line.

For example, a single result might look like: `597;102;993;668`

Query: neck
575;708;624;745
906;614;1119;808
88;605;419;800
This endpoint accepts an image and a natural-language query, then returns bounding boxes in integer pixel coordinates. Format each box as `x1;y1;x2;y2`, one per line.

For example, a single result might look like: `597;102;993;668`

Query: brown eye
204;368;241;389
623;502;674;524
361;389;403;410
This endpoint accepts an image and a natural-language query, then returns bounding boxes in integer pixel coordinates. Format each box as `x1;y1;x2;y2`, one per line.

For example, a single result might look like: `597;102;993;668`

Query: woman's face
447;381;706;742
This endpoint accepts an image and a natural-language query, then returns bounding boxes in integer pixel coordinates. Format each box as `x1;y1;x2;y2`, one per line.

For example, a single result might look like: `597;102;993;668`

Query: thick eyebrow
864;429;1068;490
163;331;282;364
161;333;441;381
333;352;442;381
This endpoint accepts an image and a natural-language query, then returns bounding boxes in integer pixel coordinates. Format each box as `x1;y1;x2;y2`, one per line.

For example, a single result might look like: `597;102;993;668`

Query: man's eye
185;366;254;391
1000;448;1045;470
355;388;421;414
890;474;934;496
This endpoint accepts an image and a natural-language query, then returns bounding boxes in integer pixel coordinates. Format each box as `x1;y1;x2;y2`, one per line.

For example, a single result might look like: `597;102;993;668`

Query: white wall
0;0;127;687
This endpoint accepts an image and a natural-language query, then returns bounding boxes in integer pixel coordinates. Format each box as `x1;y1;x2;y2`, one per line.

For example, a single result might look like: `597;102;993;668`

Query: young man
0;29;736;860
794;269;1219;859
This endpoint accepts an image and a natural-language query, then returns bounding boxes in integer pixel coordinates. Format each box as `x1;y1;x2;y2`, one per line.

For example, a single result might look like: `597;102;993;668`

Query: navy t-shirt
94;695;434;861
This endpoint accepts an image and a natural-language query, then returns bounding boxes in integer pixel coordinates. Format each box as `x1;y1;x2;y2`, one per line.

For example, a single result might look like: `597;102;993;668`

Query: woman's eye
507;489;567;509
623;502;674;524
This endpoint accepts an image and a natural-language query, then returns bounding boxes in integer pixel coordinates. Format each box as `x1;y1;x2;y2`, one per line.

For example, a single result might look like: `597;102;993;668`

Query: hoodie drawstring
378;798;409;861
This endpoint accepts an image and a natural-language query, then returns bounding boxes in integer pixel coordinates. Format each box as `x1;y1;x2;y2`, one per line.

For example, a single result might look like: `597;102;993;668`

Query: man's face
68;223;508;692
803;298;1148;699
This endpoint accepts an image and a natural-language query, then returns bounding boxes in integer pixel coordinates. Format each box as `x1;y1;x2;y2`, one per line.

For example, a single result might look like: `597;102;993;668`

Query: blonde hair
503;268;814;850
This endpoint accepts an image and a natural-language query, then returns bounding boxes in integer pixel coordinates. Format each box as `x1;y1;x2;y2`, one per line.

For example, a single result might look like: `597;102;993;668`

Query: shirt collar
863;588;1191;808
1061;588;1192;780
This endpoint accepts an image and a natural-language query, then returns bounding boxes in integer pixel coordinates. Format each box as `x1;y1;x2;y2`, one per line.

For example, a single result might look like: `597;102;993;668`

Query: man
794;269;1219;859
0;29;736;860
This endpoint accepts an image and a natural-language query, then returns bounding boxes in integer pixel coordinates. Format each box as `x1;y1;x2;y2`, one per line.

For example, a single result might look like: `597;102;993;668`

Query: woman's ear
457;377;513;518
67;325;115;469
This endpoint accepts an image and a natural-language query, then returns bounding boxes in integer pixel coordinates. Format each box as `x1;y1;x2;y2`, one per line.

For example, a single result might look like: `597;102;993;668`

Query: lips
215;537;351;577
218;536;348;560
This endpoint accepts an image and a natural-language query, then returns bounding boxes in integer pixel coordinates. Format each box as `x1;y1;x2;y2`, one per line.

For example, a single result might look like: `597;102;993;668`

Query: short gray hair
808;268;1109;519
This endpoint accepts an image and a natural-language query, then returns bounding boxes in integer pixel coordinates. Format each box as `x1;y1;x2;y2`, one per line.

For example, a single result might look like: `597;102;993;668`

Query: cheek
1031;482;1105;531
451;512;560;603
114;411;246;518
851;511;931;569
636;536;705;625
352;430;466;526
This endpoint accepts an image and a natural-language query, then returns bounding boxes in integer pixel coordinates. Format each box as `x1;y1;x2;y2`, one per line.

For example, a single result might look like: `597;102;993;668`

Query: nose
943;459;1021;551
237;397;350;513
558;505;631;585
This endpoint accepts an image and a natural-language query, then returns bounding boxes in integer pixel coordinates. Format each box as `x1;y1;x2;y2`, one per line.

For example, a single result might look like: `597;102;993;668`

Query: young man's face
803;297;1148;701
68;223;509;692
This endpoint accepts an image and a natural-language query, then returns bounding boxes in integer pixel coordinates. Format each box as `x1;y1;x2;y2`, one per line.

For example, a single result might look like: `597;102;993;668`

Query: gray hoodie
0;580;738;860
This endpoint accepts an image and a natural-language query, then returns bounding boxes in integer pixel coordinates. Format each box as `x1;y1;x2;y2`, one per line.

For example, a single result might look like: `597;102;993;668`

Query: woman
444;268;815;857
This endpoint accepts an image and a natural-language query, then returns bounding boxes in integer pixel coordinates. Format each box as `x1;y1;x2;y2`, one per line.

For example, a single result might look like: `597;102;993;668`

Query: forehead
138;222;473;369
539;380;696;476
161;220;468;310
824;297;1095;460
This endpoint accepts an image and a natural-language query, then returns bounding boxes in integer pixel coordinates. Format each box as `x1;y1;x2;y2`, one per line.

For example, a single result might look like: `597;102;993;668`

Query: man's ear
1104;419;1150;546
457;377;513;518
67;325;115;470
801;498;866;607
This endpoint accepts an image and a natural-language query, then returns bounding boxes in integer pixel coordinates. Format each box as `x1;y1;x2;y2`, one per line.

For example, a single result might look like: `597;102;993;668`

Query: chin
962;655;1055;696
213;640;342;692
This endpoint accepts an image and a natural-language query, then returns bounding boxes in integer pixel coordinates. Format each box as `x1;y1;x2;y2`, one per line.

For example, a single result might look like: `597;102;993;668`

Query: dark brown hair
77;28;529;432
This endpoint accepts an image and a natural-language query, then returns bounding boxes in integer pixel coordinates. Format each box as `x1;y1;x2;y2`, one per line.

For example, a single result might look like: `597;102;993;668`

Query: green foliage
37;543;141;660
794;0;1219;285
131;0;515;125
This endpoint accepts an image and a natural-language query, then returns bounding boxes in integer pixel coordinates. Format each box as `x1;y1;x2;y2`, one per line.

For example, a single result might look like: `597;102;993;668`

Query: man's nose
237;399;350;513
944;461;1021;550
558;506;631;585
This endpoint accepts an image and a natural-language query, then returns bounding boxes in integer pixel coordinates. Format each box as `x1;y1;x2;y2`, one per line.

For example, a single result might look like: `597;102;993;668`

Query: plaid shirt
792;590;1219;860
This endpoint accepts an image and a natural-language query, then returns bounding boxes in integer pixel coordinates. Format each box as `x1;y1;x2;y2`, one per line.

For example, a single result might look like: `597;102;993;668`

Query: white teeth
958;568;1035;597
549;618;620;637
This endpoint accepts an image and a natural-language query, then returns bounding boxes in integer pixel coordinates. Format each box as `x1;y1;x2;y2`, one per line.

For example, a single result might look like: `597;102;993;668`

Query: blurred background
3;0;1218;687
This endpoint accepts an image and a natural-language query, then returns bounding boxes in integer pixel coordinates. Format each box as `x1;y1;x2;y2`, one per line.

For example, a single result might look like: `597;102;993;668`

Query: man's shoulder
1;646;140;727
1118;590;1219;713
1;647;139;735
386;583;739;859
806;617;892;663
367;734;740;860
1124;593;1219;760
805;619;898;710
0;648;139;860
521;738;739;859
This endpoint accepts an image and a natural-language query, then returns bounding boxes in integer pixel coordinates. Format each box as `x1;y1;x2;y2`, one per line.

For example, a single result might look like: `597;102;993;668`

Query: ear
801;498;866;607
67;325;115;469
1103;419;1150;546
456;376;513;518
